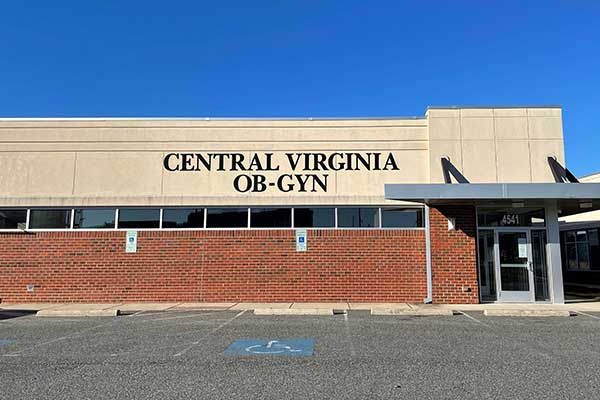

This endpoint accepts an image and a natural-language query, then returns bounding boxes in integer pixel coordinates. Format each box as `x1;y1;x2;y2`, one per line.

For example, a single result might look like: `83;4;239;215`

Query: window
0;209;27;229
337;207;379;228
29;209;71;229
563;228;600;271
117;208;160;229
250;208;291;228
206;208;248;228
162;208;204;228
294;207;335;228
73;208;116;229
478;208;545;227
381;208;423;228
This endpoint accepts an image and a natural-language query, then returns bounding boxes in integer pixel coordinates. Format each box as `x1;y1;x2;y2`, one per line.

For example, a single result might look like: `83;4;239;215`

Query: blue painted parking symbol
0;339;15;346
225;339;314;356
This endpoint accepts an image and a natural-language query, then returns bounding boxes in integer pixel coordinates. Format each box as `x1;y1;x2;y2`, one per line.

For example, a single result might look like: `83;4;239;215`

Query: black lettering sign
163;152;399;193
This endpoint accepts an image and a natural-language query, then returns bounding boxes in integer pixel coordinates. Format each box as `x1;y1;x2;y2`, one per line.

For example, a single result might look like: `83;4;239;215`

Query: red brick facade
0;229;427;303
0;207;479;304
430;206;479;303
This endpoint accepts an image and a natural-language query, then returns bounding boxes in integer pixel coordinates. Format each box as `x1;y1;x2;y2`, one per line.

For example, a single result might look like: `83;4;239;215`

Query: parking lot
1;309;600;399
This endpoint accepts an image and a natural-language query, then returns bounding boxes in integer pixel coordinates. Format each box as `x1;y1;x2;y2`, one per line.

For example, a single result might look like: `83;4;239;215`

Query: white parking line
173;310;246;357
343;312;357;357
150;311;230;322
577;311;600;320
2;318;123;357
459;311;490;327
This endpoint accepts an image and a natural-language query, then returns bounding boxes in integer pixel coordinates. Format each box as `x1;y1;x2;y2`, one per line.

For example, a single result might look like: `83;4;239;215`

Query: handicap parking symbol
224;339;314;356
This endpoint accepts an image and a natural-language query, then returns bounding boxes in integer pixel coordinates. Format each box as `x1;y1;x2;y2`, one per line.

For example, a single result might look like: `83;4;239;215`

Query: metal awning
384;183;600;216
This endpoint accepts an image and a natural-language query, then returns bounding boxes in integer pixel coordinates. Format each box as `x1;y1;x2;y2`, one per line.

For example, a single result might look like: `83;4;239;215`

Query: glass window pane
477;230;497;302
294;207;335;228
206;208;248;228
118;209;160;228
577;242;590;270
588;229;600;271
29;209;71;229
477;208;545;227
566;231;577;243
381;208;423;228
162;208;204;228
566;243;578;270
250;208;291;228
0;209;27;229
73;208;115;229
338;207;379;228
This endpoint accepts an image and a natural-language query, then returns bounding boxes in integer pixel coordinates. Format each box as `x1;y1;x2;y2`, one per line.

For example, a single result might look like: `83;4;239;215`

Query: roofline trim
0;116;427;122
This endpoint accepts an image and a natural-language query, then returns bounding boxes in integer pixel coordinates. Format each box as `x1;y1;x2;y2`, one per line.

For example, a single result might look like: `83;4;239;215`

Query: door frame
494;228;535;303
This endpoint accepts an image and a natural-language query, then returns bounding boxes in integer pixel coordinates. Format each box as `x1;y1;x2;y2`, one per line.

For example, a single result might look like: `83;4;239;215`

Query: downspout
424;203;433;303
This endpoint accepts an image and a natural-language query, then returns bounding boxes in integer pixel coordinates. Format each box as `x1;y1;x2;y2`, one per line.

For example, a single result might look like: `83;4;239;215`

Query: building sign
163;152;399;193
296;229;307;252
126;230;137;253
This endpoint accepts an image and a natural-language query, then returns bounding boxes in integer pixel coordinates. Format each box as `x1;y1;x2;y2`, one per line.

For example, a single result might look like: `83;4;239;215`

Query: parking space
1;310;600;399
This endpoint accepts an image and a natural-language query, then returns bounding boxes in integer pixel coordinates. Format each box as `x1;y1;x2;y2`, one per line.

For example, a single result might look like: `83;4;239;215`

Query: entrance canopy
385;183;600;216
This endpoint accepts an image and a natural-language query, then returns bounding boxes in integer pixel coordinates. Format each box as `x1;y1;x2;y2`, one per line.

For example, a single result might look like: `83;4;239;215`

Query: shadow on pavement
0;310;37;320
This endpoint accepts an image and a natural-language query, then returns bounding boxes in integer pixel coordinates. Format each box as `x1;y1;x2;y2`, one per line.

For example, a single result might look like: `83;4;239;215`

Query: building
0;106;598;304
559;172;600;298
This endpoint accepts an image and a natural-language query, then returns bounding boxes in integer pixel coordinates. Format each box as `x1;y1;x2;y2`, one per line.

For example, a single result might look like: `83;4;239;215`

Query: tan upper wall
0;106;565;207
427;107;564;183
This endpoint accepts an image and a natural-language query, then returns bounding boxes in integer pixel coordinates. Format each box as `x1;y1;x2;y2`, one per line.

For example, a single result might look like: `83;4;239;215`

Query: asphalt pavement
1;309;599;399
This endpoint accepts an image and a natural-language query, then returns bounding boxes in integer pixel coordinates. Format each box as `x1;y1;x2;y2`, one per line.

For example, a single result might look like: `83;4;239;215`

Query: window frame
116;208;161;230
27;208;74;230
0;206;426;232
562;228;599;272
0;208;29;231
250;207;293;229
72;208;118;230
161;207;206;230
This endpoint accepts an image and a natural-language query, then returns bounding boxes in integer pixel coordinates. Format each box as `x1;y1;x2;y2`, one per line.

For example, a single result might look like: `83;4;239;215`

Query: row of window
0;207;424;230
561;228;600;271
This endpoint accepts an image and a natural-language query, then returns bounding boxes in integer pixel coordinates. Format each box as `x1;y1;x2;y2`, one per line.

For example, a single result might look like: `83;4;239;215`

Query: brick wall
429;206;479;303
0;229;427;303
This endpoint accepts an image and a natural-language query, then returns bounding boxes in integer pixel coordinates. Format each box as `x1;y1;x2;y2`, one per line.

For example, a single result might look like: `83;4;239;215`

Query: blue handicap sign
298;237;305;243
0;339;15;346
224;339;314;356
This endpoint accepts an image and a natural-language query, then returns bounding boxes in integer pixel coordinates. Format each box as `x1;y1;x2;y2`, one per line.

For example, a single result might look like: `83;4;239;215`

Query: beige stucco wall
0;106;565;207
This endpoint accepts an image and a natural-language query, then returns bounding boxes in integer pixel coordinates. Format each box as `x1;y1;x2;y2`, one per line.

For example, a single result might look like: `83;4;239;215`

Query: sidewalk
2;301;600;316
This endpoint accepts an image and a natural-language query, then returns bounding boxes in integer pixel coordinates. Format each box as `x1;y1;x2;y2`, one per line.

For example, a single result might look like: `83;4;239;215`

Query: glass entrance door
496;230;535;302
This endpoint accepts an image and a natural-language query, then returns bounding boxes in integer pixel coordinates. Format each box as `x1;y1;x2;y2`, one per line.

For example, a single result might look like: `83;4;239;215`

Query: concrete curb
36;309;120;317
483;309;574;317
254;308;334;316
371;308;455;316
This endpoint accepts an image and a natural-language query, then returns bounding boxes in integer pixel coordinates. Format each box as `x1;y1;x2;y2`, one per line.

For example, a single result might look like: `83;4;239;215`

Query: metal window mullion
25;209;31;230
203;208;207;229
291;208;295;228
247;208;251;229
115;209;120;229
69;209;75;229
159;208;164;229
378;207;382;228
334;207;338;229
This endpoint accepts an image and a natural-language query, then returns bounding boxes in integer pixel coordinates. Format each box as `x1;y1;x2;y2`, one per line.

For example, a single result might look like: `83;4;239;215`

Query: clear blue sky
1;1;599;175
